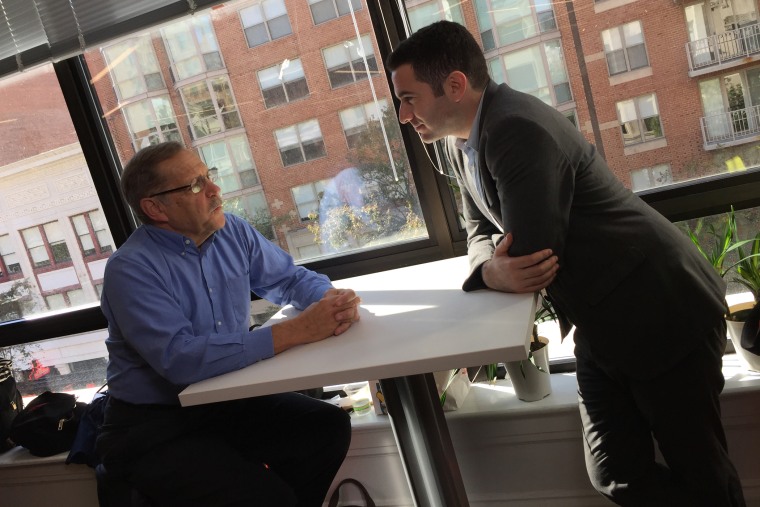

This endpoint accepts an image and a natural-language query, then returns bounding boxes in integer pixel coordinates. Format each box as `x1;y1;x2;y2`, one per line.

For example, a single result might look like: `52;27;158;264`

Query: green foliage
733;233;760;298
682;206;737;278
306;107;426;249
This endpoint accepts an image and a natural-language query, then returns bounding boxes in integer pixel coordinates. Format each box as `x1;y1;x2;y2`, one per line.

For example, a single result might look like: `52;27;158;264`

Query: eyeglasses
149;168;218;198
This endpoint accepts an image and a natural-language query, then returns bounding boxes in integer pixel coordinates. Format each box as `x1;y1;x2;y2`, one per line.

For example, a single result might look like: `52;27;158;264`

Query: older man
96;142;361;506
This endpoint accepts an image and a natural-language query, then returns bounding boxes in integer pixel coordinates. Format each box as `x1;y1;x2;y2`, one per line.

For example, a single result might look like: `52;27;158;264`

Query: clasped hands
481;232;559;293
272;287;361;354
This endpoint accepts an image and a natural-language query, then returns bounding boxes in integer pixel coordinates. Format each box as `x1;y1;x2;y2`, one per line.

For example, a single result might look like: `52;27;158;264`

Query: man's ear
140;197;168;224
445;71;468;102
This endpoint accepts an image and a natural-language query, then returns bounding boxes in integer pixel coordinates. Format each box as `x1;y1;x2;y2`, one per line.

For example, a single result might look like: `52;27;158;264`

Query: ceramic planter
505;336;551;401
726;319;760;372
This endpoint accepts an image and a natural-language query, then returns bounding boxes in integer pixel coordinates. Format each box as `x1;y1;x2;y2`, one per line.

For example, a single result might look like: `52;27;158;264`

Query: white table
180;256;535;506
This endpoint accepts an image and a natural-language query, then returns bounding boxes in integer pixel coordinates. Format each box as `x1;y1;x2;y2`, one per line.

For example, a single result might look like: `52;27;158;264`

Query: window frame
239;0;293;48
3;0;760;368
602;20;650;76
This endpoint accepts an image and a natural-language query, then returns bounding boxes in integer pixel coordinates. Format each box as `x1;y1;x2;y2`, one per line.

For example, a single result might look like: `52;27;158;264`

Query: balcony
687;23;760;77
701;105;760;150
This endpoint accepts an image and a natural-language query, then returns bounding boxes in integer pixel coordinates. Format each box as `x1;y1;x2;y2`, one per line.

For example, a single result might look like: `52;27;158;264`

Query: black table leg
379;373;469;507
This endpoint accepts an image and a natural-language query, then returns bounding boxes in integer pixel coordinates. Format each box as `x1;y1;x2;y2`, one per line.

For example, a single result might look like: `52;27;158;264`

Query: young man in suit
388;20;745;506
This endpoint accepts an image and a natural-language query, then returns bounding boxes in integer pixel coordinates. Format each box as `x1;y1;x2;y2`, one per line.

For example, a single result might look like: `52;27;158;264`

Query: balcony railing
686;23;760;73
701;105;760;149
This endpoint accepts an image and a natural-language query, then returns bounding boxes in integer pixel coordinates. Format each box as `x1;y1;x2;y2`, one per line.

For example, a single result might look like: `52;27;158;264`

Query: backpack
0;358;24;452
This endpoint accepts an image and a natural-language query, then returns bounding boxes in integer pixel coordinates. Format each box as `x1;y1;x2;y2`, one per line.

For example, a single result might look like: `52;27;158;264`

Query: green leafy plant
726;232;760;322
683;206;737;278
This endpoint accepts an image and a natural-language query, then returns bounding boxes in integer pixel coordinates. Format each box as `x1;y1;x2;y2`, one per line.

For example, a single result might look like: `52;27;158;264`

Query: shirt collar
143;224;214;255
455;92;486;153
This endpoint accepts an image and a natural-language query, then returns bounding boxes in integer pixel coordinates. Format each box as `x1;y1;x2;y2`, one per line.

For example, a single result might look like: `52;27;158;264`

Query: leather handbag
327;478;376;507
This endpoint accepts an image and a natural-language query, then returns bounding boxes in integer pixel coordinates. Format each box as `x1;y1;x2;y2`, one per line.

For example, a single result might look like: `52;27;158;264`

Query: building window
123;96;182;150
162;15;224;82
198;135;260;193
631;163;673;191
699;69;760;147
258;58;309;108
323;35;378;89
21;222;72;270
602;21;649;76
275;120;327;166
339;99;388;148
45;288;85;311
617;94;663;146
488;40;572;106
473;0;557;51
101;36;164;101
70;210;113;258
222;191;274;240
406;0;465;32
308;0;362;25
181;77;243;140
292;180;329;221
0;234;22;280
240;0;292;47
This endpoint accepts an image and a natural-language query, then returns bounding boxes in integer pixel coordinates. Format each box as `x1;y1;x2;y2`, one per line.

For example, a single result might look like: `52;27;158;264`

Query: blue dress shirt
101;213;333;405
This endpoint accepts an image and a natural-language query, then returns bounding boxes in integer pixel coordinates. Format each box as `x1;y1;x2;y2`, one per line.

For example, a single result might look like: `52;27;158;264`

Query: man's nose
398;103;412;124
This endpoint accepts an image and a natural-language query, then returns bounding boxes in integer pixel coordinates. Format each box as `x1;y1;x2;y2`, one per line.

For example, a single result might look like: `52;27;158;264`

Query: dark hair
121;142;185;224
386;21;489;96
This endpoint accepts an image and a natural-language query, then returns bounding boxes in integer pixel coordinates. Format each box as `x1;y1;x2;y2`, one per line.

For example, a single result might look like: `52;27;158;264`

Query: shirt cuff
245;326;276;365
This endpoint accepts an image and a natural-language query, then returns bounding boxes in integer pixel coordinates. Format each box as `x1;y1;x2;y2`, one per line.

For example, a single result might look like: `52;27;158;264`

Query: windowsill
609;66;653;86
346;353;760;429
623;137;667;155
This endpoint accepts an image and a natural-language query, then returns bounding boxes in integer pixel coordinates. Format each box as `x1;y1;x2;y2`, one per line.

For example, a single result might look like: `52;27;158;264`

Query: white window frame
617;93;664;146
602;21;649;76
339;99;388;148
257;58;309;108
161;15;224;82
180;76;243;140
239;0;293;48
101;35;165;101
275;120;327;167
473;0;558;52
322;35;378;89
308;0;363;25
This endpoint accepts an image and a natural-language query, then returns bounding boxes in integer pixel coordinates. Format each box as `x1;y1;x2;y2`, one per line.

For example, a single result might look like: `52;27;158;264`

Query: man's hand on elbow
481;232;559;293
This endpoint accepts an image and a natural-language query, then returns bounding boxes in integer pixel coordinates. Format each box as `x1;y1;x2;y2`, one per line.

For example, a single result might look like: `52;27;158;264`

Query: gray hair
121;142;185;224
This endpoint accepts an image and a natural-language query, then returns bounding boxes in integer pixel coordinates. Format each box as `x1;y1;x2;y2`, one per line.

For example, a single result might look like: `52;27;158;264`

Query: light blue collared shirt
101;213;333;405
454;93;503;232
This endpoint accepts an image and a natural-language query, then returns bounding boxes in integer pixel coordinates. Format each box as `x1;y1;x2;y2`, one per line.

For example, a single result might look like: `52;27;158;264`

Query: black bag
0;358;23;452
10;391;88;457
327;478;376;507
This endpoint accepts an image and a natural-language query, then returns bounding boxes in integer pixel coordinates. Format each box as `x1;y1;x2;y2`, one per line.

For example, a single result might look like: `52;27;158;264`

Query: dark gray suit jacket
445;81;726;378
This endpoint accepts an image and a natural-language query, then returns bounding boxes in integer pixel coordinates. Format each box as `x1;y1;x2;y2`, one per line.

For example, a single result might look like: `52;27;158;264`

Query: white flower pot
505;336;551;402
726;319;760;372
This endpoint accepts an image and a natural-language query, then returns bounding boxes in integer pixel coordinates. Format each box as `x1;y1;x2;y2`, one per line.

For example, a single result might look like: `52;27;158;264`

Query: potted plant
683;207;760;370
503;291;557;401
726;231;760;371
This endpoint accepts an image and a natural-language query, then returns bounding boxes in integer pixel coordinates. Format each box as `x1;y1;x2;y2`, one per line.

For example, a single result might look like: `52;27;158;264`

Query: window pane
84;1;426;267
0;63;116;326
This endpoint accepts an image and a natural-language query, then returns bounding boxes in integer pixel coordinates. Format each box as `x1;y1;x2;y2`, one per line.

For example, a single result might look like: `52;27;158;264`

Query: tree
307;106;426;250
0;278;36;324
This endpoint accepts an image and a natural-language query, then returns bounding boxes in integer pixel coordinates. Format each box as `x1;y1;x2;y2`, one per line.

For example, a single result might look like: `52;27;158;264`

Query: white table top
179;256;535;407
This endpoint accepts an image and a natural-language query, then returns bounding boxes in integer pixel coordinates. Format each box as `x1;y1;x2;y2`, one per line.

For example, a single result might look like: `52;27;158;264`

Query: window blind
0;0;220;78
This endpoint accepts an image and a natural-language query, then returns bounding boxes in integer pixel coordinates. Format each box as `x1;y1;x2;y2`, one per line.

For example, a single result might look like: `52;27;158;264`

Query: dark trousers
576;321;745;506
96;392;351;507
